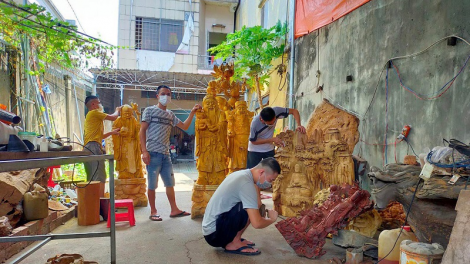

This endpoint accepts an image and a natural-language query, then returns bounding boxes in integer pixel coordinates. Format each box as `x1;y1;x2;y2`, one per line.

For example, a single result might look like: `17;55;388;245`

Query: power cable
0;0;113;46
66;0;87;34
376;178;422;264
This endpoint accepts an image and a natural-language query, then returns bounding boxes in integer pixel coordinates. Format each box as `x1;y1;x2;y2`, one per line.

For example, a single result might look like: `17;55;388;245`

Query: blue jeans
147;152;175;190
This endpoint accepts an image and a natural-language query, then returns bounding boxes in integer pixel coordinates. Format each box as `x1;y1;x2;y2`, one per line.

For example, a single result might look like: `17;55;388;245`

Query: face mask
256;172;272;189
159;95;171;106
97;104;104;112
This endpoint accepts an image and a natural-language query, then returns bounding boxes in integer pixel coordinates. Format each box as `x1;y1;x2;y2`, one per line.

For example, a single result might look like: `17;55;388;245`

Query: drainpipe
288;0;296;129
233;0;240;33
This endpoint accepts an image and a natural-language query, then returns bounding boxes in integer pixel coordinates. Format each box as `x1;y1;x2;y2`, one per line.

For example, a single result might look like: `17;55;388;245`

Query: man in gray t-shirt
140;85;201;221
203;158;281;256
246;106;306;169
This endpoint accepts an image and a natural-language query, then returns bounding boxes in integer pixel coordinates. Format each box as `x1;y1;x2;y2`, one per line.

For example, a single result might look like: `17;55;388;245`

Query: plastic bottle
40;137;48;152
378;226;418;264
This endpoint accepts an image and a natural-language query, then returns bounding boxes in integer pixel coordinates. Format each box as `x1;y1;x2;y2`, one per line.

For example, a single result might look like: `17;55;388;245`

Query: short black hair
156;85;171;94
85;95;99;105
260;107;276;122
258;157;281;174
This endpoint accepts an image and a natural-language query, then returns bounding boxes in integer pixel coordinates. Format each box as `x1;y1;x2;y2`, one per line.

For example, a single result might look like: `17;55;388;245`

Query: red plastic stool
47;165;61;187
107;199;135;228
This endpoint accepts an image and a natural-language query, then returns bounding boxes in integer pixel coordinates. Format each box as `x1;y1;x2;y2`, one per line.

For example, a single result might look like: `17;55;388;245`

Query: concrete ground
7;161;346;264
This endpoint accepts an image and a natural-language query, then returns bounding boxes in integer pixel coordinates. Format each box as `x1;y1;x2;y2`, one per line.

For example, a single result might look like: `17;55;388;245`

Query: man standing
140;85;201;221
83;95;121;197
247;107;306;169
203;158;281;255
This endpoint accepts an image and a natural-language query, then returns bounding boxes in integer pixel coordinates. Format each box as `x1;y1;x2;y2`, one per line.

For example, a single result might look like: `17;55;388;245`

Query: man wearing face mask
247;107;306;170
202;157;281;255
83;95;121;197
140;85;201;221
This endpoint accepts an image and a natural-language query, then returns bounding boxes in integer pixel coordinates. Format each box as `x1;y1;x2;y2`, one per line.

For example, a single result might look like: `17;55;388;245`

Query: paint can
400;240;444;264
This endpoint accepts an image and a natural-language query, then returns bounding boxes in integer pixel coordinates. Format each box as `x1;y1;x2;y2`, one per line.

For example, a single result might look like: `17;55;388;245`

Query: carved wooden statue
195;94;227;185
112;103;148;207
227;101;254;173
273;100;359;217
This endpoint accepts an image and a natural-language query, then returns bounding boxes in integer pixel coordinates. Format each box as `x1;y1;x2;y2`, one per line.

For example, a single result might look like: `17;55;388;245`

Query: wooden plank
0;151;90;161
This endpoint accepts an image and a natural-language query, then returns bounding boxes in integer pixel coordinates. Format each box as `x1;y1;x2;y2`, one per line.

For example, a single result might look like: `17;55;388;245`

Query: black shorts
246;150;275;169
204;202;248;248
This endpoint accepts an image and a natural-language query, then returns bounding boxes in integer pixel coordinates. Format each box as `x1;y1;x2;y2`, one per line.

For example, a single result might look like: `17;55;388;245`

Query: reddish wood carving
275;184;373;259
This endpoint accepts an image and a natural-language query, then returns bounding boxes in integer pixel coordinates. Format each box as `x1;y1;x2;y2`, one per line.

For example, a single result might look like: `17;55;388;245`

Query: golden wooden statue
227;101;254;173
112;103;148;207
192;63;252;218
195;94;227;185
273;100;359;217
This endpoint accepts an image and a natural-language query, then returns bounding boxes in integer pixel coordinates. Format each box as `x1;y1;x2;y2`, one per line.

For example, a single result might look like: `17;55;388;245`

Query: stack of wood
0;168;49;230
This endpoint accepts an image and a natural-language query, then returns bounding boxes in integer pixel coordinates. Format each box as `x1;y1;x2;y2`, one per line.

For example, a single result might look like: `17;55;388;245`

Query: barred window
135;17;184;53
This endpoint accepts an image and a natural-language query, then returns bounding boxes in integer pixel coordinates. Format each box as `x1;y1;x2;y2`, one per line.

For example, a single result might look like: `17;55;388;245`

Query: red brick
0;248;6;263
11;226;28;237
24;220;39;235
5;241;28;260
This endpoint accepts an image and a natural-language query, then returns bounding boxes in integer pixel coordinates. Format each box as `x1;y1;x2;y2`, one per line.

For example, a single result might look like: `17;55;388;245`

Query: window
261;1;269;29
135;17;184;52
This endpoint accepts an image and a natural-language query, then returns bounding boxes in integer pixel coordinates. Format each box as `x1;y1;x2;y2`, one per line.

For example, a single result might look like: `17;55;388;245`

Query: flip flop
169;211;191;218
241;238;255;246
149;215;162;221
224;246;260;256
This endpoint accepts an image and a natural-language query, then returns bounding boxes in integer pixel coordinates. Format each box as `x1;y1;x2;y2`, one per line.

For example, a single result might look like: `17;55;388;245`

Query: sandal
149;215;162;221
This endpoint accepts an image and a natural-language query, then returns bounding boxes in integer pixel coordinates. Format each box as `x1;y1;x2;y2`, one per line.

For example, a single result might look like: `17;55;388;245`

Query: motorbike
169;144;177;164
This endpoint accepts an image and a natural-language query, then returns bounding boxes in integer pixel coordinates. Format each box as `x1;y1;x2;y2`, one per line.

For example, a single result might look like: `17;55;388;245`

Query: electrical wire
0;0;113;46
63;141;103;189
66;0;87;34
376;178;422;264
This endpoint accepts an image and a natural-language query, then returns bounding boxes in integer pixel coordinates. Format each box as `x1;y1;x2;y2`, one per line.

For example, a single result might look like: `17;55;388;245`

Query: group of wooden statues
110;64;360;225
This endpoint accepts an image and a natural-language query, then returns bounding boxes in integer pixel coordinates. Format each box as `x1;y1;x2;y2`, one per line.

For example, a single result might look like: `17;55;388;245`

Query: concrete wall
118;0;201;73
293;0;470;168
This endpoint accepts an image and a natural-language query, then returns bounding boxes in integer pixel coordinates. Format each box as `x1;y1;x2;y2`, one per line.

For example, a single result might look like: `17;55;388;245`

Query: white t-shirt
202;169;259;236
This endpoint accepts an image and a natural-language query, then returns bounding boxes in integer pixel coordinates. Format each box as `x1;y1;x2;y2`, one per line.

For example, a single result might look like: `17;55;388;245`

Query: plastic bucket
400;240;444;264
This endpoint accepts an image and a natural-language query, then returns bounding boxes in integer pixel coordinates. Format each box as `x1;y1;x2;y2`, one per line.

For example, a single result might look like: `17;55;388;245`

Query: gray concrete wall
294;0;470;168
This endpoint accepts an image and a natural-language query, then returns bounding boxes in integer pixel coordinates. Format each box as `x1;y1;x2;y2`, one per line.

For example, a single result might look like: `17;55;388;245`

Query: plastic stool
47;165;61;187
107;199;135;228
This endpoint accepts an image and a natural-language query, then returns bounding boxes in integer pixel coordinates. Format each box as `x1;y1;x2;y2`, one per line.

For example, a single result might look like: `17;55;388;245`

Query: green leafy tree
0;1;116;73
208;21;287;109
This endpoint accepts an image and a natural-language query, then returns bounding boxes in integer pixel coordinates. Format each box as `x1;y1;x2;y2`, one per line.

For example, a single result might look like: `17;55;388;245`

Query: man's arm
251;137;282;145
288;108;306;133
246;208;278;229
105;107;122;121
103;128;120;139
176;104;201;130
139;122;150;165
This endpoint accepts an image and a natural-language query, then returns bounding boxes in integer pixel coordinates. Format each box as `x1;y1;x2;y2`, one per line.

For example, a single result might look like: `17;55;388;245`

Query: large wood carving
275;184;373;259
273;100;359;217
191;64;252;218
112;103;148;207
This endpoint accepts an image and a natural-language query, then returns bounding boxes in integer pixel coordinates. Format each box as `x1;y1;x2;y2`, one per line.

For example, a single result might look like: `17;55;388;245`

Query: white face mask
159;95;171;106
98;103;104;112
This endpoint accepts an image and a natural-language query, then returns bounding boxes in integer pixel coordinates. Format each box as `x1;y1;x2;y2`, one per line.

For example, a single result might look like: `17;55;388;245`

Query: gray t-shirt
247;107;289;153
142;106;181;155
202;169;258;236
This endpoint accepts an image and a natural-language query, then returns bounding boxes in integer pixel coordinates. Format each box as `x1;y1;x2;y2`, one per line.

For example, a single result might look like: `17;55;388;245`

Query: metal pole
9;237;51;264
73;84;84;142
92;74;97;95
109;158;116;264
288;0;296;129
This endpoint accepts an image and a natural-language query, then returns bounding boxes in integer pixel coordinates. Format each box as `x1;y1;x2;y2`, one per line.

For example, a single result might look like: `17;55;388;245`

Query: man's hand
296;125;306;134
142;151;150;165
267;209;278;222
191;104;202;113
272;137;284;146
111;128;121;135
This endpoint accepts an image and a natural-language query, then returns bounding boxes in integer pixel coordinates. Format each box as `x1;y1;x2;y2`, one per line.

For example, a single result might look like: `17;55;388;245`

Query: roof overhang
89;69;213;94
